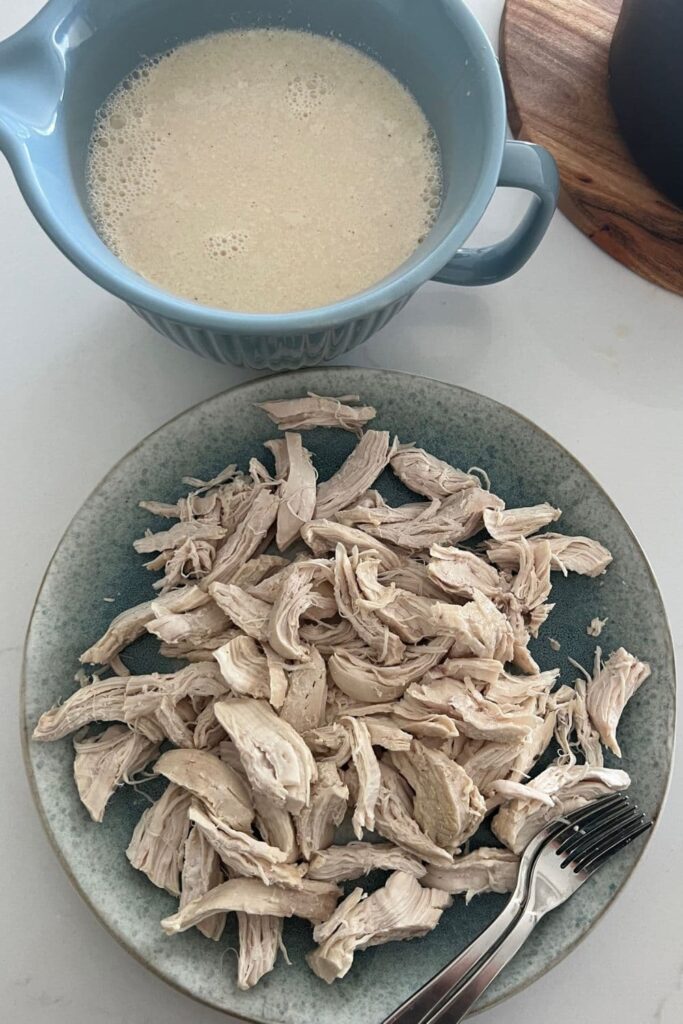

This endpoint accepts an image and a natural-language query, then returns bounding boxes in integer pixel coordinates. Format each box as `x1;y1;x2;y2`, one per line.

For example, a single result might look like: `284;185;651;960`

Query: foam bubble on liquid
204;230;249;261
286;70;333;120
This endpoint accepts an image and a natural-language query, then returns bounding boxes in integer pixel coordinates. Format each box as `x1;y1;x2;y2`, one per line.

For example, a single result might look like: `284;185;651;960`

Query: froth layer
87;29;443;313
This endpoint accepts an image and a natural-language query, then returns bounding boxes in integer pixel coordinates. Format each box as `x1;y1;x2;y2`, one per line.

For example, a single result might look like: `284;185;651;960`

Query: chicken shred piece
34;677;130;742
188;803;307;888
355;556;476;644
302;723;352;767
422;847;519;900
254;793;299;863
373;762;453;866
236;913;284;990
80;585;207;664
153;748;254;832
483;503;561;542
586;647;651;757
301;518;402;569
268;563;319;660
364;717;414;751
275;433;317;550
391;741;486;852
146;600;230;646
487;532;612;577
134;520;227;555
180;825;226;940
333;545;405;665
405;673;542;744
214;698;317;813
257;393;376;435
573;679;605;766
203;488;280;586
380;560;451;601
315;431;397;519
280;649;328;734
491;764;631;853
213;634;270;699
231;554;288;588
343;717;381;839
73;725;159;822
298;616;366;656
446;591;515;663
161;876;341;933
307;871;451;983
209;582;271;641
296;762;349;860
126;783;192;896
307;842;426;882
339;488;504;552
390;445;481;499
428;545;506;600
328;639;450;704
508;538;553;612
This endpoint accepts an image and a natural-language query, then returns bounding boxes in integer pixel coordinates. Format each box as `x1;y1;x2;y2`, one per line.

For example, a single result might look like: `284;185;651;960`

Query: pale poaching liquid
87;29;442;313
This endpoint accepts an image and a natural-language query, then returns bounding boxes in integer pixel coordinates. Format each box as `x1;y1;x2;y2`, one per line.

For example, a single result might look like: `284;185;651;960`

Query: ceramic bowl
0;0;557;368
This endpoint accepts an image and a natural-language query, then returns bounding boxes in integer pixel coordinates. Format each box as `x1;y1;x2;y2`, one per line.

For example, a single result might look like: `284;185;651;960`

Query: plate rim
20;365;677;1020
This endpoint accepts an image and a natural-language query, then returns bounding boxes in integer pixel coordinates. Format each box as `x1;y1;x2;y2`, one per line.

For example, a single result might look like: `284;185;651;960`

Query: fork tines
551;794;652;875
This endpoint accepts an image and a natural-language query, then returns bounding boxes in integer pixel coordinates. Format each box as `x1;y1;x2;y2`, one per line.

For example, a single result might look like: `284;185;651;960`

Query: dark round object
609;0;683;208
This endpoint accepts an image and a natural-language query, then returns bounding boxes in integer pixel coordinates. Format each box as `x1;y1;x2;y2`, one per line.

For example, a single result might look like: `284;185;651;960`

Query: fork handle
421;908;540;1024
382;894;524;1024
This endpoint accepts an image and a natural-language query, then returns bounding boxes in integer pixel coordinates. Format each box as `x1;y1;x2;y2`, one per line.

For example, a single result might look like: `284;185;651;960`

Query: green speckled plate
21;368;675;1022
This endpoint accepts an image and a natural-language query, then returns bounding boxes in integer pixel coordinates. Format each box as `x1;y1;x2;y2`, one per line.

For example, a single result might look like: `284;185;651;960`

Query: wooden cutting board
500;0;683;295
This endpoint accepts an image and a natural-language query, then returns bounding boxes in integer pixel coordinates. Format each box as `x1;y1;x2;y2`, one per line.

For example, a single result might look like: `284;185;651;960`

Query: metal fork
384;794;652;1024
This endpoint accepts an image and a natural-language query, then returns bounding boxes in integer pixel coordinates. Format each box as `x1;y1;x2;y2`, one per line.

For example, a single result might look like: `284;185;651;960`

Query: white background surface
1;1;681;1022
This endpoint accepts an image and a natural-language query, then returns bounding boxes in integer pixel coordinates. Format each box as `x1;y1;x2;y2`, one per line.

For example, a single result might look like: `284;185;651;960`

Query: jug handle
432;140;559;286
0;11;62;173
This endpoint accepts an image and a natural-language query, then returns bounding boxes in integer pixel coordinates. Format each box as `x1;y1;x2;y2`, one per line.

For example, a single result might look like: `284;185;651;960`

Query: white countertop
1;2;681;1021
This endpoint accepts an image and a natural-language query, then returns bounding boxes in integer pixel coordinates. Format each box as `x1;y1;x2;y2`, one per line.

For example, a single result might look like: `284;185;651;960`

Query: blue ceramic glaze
0;0;559;367
22;369;675;1023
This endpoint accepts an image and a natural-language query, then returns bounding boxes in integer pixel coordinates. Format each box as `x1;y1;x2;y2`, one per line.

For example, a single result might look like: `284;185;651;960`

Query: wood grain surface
500;0;683;295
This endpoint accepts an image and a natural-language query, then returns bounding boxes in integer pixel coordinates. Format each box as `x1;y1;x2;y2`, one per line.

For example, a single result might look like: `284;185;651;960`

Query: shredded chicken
153;749;254;832
126;783;192;896
296;762;349;860
180;825;226;940
73;725;158;822
586;647;651;757
391;741;485;852
274;432;317;550
188;803;307;888
236;913;284;989
328;639;450;703
428;545;506;600
344;717;381;839
339;487;504;552
483;503;561;541
80;586;208;665
307;871;451;982
307;842;426;882
390;445;481;499
214;698;317;813
422;847;519;901
487;532;612;577
162;876;341;934
491;765;631;853
301;518;402;569
34;391;649;991
315;431;396;519
257;393;376;435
